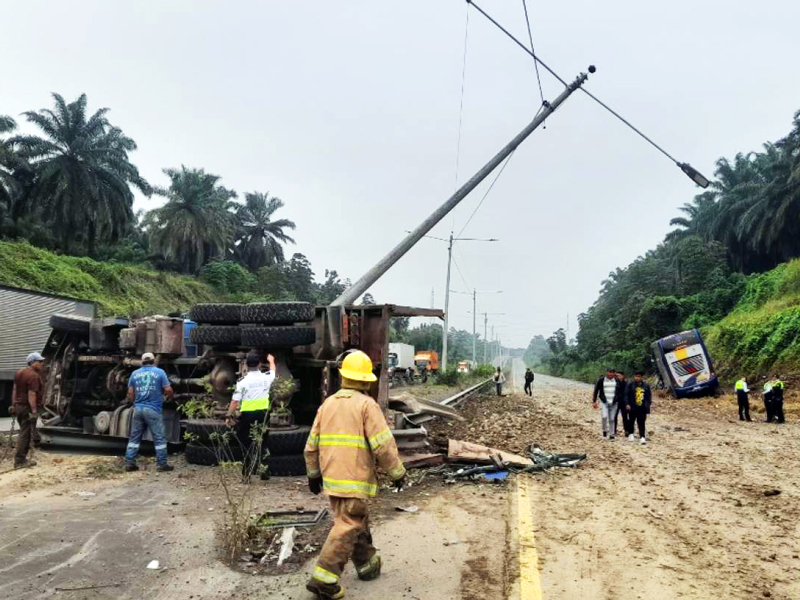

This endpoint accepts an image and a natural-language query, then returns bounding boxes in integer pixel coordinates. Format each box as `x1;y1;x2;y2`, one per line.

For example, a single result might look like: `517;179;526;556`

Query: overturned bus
651;329;718;398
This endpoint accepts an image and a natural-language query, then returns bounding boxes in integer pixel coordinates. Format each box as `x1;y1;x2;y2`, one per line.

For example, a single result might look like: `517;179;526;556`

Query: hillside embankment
0;240;217;316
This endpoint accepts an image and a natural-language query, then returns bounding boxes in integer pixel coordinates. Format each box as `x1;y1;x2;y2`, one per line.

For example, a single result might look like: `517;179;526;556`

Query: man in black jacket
626;371;652;445
592;369;620;439
524;368;534;397
615;370;633;439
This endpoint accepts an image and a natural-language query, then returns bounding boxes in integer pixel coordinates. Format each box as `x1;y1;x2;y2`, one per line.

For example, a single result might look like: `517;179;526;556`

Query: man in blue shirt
125;352;174;472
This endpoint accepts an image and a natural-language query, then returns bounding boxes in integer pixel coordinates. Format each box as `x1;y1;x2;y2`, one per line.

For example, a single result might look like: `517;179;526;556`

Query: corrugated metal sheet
0;287;95;381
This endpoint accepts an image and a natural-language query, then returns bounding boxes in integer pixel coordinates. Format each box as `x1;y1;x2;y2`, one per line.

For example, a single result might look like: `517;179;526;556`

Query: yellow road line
517;476;543;600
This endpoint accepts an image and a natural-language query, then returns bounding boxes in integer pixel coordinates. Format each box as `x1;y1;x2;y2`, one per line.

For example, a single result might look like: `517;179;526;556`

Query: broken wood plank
447;439;533;467
401;452;445;469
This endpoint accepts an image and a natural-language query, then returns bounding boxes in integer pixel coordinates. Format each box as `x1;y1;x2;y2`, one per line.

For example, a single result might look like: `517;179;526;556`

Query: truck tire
183;419;229;442
185;441;244;466
241;302;314;325
49;314;92;336
190;325;241;346
267;426;311;455
266;454;307;477
190;303;243;324
240;326;315;348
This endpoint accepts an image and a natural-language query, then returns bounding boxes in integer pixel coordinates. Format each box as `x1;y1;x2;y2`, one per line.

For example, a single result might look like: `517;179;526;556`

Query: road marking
517;476;543;600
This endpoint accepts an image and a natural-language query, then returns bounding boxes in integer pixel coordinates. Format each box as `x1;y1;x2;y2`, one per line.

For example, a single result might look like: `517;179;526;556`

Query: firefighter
771;375;785;424
304;350;406;599
735;377;751;422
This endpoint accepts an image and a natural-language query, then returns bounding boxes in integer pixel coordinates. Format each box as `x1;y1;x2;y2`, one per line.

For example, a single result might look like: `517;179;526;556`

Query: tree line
0;93;348;304
527;109;800;380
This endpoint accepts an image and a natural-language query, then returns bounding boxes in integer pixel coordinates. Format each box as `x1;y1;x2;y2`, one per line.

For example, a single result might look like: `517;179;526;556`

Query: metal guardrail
405;377;493;426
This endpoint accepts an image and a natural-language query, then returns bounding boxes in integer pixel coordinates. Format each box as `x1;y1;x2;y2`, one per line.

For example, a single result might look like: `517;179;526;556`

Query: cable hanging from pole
521;0;545;106
465;0;711;188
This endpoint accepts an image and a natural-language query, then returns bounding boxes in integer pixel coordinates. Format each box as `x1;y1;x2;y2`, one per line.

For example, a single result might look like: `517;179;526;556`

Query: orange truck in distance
414;350;439;380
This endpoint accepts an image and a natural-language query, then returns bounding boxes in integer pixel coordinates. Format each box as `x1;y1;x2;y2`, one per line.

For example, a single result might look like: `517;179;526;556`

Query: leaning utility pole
331;71;591;309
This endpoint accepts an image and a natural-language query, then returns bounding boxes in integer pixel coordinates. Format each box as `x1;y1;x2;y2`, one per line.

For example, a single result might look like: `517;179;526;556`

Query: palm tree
665;191;718;243
9;93;149;255
145;166;237;274
234;192;296;270
0;114;17;224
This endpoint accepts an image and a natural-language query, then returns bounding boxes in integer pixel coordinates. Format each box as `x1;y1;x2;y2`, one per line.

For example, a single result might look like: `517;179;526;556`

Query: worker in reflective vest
304;350;406;600
734;377;751;422
771;375;786;424
227;352;275;481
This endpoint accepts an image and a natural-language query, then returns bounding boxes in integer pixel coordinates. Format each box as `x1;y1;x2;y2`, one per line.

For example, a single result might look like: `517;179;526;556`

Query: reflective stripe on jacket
304;388;406;499
233;370;275;413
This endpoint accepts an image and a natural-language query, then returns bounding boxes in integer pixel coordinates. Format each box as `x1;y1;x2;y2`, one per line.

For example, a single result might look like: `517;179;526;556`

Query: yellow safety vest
234;371;274;412
735;379;746;391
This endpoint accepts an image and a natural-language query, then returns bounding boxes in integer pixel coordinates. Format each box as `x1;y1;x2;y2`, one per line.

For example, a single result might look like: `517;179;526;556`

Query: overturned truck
37;302;442;473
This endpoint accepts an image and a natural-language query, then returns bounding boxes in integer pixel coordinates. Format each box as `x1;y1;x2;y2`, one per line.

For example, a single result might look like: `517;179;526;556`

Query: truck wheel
49;314;92;336
240;326;315;348
241;302;314;325
183;419;230;442
190;303;243;324
267;426;311;455
185;441;244;465
266;454;307;477
190;325;242;346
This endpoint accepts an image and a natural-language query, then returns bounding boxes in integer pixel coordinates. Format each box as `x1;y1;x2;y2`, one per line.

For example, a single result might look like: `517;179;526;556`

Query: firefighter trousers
312;497;376;588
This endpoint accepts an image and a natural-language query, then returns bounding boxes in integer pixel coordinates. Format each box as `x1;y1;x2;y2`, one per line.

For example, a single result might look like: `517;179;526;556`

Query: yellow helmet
340;350;377;382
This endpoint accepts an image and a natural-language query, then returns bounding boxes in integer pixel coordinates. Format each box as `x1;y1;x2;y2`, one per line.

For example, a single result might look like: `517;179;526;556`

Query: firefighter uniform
735;378;751;422
304;351;406;600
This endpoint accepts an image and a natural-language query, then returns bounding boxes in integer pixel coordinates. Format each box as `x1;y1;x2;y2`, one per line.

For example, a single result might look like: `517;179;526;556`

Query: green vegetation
705;260;800;377
0;240;215;316
530;109;800;382
1;93;353;310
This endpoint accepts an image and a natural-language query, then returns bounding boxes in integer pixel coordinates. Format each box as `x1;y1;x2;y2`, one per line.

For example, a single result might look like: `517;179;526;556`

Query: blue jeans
125;406;168;466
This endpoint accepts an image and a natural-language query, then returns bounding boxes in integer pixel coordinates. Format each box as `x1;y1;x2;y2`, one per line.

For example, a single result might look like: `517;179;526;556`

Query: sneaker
609;435;615;440
124;464;139;472
628;434;635;441
156;464;174;473
14;459;37;469
602;431;608;438
640;437;647;445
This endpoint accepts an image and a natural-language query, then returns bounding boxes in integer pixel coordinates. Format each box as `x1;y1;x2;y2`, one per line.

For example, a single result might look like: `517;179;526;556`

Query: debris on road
73;491;97;499
389;393;464;421
394;505;419;513
401;452;445;469
447;439;532;467
255;508;329;529
146;560;160;570
276;527;296;566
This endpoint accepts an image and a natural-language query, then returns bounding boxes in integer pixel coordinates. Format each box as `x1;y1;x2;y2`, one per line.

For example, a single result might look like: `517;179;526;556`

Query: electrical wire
467;0;681;165
456;149;516;238
521;0;545;105
453;4;471;233
451;251;472;293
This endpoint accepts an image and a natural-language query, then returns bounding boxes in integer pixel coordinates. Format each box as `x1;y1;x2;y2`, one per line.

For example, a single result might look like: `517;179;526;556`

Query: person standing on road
304;350;406;600
494;367;506;397
226;352;276;481
615;370;633;439
771;375;785;424
124;352;175;472
592;368;620;439
761;376;775;423
735;377;752;422
524;368;534;397
626;371;652;445
12;352;45;469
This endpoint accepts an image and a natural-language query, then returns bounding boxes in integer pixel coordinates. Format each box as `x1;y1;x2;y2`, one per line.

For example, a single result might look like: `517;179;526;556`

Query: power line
521;0;545;105
453;3;470;227
456;149;515;238
450;251;472;292
466;0;707;181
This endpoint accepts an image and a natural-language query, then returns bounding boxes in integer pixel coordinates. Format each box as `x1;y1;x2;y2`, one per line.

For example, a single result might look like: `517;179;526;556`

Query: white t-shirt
232;370;276;404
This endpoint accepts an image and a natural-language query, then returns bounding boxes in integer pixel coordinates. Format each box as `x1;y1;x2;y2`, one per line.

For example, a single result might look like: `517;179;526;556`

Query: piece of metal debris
277;527;296;566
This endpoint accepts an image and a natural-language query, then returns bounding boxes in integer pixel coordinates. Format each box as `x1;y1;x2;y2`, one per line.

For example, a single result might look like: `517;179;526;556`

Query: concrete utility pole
331;71;591;307
484;313;488;364
442;233;453;372
463;293;503;365
472;290;476;365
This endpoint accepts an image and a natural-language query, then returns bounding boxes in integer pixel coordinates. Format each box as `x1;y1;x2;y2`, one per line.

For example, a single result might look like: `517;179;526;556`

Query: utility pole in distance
476;311;505;364
416;232;498;372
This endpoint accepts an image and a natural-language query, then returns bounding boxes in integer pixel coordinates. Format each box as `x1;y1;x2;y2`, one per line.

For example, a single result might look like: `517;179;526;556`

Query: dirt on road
2;368;799;600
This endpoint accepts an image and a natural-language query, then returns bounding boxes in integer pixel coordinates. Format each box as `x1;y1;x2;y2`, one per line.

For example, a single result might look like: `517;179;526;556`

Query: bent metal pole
331;70;591;307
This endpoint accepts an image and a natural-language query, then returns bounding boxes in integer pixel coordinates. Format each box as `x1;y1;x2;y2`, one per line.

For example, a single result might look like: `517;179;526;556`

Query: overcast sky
3;0;799;348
